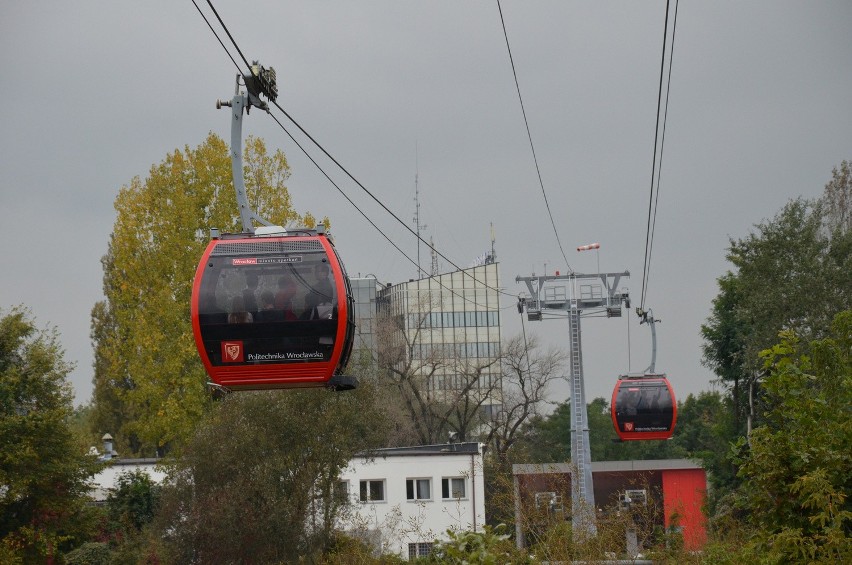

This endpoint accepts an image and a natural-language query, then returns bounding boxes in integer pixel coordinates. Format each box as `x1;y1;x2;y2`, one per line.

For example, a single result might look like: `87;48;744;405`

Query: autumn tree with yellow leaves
90;133;320;455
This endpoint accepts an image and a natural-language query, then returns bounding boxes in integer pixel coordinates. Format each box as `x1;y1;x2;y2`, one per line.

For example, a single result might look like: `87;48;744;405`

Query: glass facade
408;310;499;329
349;277;383;353
377;262;503;409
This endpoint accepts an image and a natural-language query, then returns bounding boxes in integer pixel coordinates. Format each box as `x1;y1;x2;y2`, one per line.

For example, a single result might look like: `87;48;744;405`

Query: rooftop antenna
413;142;427;278
488;223;497;263
430;236;440;276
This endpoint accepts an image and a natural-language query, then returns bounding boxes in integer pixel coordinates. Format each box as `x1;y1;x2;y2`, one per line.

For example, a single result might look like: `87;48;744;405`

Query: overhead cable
190;0;242;73
268;99;514;298
496;0;573;274
640;0;679;310
204;0;252;71
195;0;514;303
267;112;502;309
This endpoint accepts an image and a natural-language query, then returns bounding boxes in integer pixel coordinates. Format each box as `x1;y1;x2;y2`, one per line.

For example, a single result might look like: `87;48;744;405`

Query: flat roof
513;459;703;475
102;458;160;465
357;442;483;458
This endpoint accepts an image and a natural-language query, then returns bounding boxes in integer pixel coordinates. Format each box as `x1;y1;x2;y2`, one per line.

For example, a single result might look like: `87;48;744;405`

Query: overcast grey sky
2;1;850;407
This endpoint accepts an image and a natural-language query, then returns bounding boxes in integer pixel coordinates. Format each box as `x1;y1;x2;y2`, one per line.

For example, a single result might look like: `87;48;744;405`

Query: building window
443;312;453;328
408;542;433;559
454;312;464;327
359;479;385;503
465;311;476;326
412;310;503;329
406;478;432;501
334;480;349;504
441;477;466;500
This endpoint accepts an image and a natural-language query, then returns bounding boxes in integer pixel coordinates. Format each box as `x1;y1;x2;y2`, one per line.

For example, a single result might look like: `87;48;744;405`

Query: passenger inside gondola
199;288;227;324
228;296;253;324
314;262;335;300
242;272;259;314
302;279;334;320
624;388;641;417
301;293;326;320
273;276;298;321
256;289;282;322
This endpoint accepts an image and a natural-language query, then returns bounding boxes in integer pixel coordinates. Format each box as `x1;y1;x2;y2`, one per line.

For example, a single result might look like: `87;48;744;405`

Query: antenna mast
430;236;439;276
488;222;497;263
413;144;427;277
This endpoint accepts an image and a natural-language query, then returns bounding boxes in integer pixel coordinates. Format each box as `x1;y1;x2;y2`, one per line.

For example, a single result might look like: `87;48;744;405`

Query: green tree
703;162;852;434
726;198;845;369
733;311;852;563
0;307;100;562
106;470;160;537
91;133;321;455
700;161;851;531
519;400;571;463
521;396;680;464
154;384;388;564
821;159;851;236
64;542;111;565
68;470;165;565
700;273;749;432
669;391;736;491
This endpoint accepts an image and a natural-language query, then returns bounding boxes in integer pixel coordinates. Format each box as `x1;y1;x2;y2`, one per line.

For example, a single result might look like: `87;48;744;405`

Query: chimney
101;433;117;460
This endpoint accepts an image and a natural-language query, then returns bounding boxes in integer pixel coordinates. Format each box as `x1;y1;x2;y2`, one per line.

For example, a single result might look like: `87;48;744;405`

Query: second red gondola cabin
611;375;676;441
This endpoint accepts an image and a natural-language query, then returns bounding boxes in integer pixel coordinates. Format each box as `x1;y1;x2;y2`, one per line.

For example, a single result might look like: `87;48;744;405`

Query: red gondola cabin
191;227;355;391
611;375;676;440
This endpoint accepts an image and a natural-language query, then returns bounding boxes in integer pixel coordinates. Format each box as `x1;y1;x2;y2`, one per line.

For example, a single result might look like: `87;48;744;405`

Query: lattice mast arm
514;270;630;539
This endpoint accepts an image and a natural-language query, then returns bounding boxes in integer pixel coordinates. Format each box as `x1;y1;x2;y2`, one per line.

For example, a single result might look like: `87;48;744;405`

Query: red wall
661;468;707;550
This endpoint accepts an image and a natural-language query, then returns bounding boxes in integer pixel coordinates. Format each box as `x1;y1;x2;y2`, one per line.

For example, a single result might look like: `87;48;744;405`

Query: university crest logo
221;341;244;363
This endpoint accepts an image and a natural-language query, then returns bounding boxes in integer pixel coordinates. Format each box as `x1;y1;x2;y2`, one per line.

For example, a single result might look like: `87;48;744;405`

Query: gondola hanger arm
216;62;278;234
635;307;661;374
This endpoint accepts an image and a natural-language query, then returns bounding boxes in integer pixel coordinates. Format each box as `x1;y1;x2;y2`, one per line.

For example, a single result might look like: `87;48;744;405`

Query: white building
89;457;165;502
337;442;486;560
89;440;486;561
88;434;164;502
